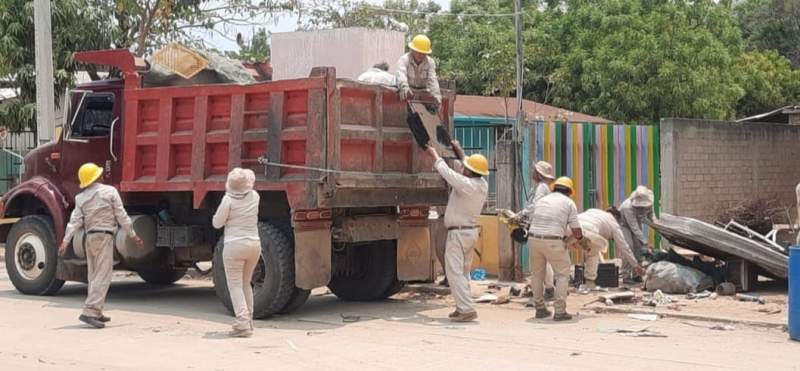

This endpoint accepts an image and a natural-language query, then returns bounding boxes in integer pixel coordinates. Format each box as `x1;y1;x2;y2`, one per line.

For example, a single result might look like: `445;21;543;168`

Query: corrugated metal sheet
271;28;405;80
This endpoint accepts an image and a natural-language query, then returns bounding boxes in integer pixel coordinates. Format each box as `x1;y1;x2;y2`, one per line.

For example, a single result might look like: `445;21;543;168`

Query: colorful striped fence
530;121;661;263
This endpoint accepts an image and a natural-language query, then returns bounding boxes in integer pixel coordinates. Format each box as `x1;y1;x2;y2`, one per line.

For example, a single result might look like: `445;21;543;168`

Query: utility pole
512;0;525;281
34;0;55;145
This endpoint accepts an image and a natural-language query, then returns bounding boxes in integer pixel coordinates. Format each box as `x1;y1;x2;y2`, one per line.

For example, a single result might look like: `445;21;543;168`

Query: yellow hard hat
464;154;490;176
78;163;103;189
552;176;574;195
408;34;432;54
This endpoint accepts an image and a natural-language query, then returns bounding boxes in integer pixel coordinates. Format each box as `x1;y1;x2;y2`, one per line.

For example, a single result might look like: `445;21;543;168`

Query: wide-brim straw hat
535;161;555;180
631;185;654;208
226;168;255;195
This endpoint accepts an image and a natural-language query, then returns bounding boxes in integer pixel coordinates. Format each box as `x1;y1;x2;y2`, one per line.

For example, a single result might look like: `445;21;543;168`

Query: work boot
450;311;478;322
79;315;106;329
448;310;460;319
544;288;555;301
229;328;253;338
439;277;449;287
584;280;596;289
98;315;111;323
553;312;573;322
534;308;552;319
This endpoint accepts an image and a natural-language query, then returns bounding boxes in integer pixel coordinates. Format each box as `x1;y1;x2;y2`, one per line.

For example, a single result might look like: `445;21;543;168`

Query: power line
359;4;521;18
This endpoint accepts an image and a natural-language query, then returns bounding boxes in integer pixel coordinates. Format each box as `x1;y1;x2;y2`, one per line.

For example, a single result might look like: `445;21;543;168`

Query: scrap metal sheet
651;213;788;279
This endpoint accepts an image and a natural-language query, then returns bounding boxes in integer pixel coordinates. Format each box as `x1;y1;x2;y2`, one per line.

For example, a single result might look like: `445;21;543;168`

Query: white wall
271;28;406;80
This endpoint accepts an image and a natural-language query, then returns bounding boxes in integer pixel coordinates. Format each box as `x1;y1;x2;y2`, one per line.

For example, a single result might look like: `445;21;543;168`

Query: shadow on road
0;277;449;332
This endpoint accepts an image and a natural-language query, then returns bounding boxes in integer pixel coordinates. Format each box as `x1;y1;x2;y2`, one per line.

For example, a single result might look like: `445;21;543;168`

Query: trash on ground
642;289;673;306
475;294;498;303
757;306;782;315
287;340;299;352
585;291;636;307
470;268;487;281
716;282;736;296
628;313;659;322
644;261;714;294
491;288;511;305
682;321;736;331
601;326;667;338
687;290;714;300
341;314;361;323
306;331;326;336
735;293;766;304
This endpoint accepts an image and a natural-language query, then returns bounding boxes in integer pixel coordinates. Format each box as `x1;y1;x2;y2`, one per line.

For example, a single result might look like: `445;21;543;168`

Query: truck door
59;91;120;200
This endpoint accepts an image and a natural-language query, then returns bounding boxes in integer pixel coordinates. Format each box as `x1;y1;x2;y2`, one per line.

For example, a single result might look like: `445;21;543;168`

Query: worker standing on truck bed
396;34;441;105
424;140;488;322
618;185;655;283
528;177;585;321
59;163;143;329
514;161;557;302
212;168;261;338
565;208;645;288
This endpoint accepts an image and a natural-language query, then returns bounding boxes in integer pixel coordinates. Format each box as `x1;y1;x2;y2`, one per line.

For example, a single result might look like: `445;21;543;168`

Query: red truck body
1;49;454;315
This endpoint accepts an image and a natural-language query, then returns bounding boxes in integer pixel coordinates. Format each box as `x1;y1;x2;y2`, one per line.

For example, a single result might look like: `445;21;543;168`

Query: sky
196;0;451;52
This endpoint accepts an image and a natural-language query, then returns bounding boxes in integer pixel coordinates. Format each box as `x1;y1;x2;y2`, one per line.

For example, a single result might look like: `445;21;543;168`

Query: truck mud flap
397;221;434;281
294;222;332;289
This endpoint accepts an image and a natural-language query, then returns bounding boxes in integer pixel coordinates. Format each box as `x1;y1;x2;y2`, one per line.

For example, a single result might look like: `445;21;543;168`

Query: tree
298;0;441;37
733;50;800;118
735;0;800;68
0;0;112;131
227;28;271;63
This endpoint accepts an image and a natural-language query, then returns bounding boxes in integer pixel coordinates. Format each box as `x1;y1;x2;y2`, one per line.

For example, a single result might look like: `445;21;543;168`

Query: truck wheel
136;268;188;285
382;278;406;298
328;240;400;301
279;287;311;314
5;215;65;295
213;222;295;318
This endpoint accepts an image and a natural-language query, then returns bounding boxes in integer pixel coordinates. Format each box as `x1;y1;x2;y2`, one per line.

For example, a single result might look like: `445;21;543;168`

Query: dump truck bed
118;67;454;209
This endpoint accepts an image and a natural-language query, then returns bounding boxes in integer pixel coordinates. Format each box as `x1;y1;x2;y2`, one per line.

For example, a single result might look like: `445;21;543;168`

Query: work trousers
530;238;571;314
83;233;114;318
566;227;608;281
621;226;645;276
445;229;479;314
223;239;261;331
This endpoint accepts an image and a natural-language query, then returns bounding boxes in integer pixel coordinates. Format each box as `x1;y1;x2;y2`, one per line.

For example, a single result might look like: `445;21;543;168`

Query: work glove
399;87;413;101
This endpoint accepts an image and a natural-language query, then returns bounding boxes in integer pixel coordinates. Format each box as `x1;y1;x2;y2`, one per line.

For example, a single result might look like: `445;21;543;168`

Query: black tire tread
137;268;188;285
5;215;65;295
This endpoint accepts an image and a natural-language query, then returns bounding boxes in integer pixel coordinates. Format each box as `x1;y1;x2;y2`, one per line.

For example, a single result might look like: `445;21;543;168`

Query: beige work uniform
434;158;488;314
529;192;580;314
213;190;261;331
519;181;555;290
619;197;654;272
570;209;638;281
62;183;136;318
395;53;442;103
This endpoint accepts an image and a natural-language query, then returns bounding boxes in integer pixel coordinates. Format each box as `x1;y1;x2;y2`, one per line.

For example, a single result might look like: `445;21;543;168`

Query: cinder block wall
660;118;800;221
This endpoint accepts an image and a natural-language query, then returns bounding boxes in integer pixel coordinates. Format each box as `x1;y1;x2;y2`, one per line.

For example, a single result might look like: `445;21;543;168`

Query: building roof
736;105;800;124
454;95;612;124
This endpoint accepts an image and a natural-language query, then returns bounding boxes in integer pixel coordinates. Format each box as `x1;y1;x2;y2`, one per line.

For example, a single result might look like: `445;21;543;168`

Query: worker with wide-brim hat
395;34;441;105
424;140;488;322
617;185;656;284
59;163;143;329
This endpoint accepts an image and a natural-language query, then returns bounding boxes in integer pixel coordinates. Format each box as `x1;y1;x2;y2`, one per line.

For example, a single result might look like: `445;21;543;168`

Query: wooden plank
267;91;284;180
122;96;139;181
374;90;384;172
191;95;208;182
228;94;245;169
155;97;173;182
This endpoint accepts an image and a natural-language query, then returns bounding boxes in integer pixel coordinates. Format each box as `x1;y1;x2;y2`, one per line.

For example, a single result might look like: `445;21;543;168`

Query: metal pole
34;0;55;145
514;0;524;143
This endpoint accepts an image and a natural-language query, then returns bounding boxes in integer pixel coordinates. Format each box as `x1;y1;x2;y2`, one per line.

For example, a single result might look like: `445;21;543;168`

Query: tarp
650;213;788;279
143;50;255;87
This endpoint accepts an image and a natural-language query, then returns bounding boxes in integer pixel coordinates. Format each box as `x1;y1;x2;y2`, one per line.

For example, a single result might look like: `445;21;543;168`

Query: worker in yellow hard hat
59;163;143;329
396;34;442;105
528;176;586;321
424;140;488;322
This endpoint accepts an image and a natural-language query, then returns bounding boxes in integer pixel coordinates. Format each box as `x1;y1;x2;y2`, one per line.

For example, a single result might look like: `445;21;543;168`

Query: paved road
0;262;797;371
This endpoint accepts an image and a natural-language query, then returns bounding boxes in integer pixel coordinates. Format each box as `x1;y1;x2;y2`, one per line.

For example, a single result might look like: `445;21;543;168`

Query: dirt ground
0;258;798;370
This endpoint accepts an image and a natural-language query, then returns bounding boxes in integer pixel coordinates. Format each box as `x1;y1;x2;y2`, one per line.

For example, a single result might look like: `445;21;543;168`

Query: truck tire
328;240;400;301
381;278;406;298
5;215;65;295
279;287;311;314
213;222;295;318
136;268;188;285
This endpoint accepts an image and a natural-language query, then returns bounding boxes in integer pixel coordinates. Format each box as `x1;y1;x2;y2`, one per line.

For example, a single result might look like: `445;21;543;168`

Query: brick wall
660;118;800;222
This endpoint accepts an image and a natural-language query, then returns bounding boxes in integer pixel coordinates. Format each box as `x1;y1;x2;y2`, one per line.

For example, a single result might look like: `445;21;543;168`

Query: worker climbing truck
0;49;454;316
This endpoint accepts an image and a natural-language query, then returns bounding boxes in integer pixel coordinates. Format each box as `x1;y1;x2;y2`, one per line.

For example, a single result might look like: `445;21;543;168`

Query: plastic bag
643;261;714;294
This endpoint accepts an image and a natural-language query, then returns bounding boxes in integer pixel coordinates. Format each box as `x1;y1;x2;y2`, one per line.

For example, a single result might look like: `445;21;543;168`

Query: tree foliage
298;0;441;38
735;0;800;68
226;28;271;63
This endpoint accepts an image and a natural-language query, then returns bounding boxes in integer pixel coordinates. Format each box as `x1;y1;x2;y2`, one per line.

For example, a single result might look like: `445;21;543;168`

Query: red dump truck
0;49;454;317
